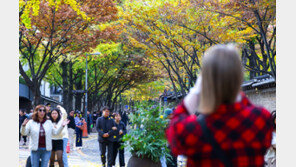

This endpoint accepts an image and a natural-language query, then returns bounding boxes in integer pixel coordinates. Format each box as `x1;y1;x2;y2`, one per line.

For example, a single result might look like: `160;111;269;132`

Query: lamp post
85;52;101;124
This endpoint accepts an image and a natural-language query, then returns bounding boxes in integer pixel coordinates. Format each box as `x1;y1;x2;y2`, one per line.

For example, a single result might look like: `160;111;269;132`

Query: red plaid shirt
166;92;273;167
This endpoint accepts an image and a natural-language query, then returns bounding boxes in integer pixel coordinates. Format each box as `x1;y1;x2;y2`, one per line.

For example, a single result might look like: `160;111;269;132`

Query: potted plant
122;102;170;167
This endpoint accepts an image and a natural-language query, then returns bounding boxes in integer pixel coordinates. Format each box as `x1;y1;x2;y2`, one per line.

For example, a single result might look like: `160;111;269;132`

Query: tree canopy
19;0;276;109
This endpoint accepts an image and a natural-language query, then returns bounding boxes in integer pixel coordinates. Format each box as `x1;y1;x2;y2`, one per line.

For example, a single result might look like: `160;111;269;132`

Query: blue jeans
63;138;69;167
31;148;51;167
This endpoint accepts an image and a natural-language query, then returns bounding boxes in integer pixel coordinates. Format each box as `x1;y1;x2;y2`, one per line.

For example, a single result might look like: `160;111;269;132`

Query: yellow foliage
20;0;89;28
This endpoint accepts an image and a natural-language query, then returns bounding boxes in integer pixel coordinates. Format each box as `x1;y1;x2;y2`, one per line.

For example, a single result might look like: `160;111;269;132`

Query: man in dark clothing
96;106;117;167
112;112;126;167
19;109;27;145
87;111;93;134
93;112;97;128
120;110;129;126
68;111;76;129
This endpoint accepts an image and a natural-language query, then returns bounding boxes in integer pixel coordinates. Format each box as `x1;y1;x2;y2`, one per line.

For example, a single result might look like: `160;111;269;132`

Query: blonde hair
199;44;243;113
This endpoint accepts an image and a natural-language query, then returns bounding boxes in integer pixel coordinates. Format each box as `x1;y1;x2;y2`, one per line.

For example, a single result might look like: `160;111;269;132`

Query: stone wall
244;87;276;112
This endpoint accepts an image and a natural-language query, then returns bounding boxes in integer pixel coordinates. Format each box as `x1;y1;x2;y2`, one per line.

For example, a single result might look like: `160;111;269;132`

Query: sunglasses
38;109;46;112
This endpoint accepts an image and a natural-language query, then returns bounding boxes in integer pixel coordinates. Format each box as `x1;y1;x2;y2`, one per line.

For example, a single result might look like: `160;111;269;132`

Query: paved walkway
19;133;131;167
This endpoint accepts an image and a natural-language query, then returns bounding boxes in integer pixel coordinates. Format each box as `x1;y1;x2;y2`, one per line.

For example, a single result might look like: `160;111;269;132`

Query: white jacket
52;120;65;140
20;119;64;151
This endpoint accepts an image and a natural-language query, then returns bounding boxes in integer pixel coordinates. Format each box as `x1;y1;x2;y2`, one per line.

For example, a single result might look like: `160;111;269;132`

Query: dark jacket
93;114;97;124
113;121;127;142
121;111;129;126
67;116;76;130
87;114;93;125
19;115;26;129
96;116;116;142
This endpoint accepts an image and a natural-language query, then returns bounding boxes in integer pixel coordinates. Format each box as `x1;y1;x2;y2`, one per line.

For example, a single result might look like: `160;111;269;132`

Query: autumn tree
120;0;256;97
45;42;163;112
19;0;118;105
193;0;276;78
84;43;163;111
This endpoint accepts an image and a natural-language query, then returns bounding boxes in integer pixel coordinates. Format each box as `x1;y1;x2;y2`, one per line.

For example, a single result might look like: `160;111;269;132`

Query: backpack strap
197;114;232;167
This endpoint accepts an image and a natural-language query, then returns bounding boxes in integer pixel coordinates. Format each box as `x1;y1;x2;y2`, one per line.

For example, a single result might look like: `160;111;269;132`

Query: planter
127;155;161;167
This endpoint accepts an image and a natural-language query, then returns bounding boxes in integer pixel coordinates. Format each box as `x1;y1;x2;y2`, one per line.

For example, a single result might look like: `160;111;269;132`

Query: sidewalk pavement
19;133;130;167
19;132;185;167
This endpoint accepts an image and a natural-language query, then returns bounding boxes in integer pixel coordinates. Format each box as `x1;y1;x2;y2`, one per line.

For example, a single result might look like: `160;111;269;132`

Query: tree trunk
32;84;42;106
61;61;69;112
68;62;74;113
75;74;83;111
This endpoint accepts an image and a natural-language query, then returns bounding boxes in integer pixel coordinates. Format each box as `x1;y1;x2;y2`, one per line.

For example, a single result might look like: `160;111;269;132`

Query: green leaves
122;102;170;163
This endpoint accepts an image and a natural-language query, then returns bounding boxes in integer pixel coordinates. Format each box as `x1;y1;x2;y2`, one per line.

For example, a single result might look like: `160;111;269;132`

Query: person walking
21;105;68;167
19;109;27;145
75;112;83;149
49;108;68;167
45;103;51;119
57;105;69;167
67;111;76;151
112;112;126;167
120;110;129;127
93;112;98;128
87;111;93;134
96;106;117;167
26;109;34;119
166;44;273;167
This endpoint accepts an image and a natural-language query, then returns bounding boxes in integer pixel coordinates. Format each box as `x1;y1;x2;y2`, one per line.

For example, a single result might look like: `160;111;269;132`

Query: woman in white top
49;108;67;167
21;105;69;167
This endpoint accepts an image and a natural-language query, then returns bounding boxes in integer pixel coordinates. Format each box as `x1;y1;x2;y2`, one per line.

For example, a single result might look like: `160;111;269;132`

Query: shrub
122;101;170;163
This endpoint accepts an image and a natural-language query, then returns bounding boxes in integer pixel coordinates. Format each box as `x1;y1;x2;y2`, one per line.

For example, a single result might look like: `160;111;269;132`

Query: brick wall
244;87;276;112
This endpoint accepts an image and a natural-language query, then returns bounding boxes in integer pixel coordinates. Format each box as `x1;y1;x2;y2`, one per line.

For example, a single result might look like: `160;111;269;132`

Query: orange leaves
19;0;120;76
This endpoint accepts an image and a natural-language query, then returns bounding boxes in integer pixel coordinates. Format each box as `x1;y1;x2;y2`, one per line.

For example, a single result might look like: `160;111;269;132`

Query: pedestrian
26;109;34;119
93;112;98;128
19;109;27;145
57;105;69;167
121;110;129;127
265;110;276;167
67;111;76;150
166;44;273;167
112;112;126;167
96;106;117;167
87;111;93;134
45;103;51;119
49;108;67;167
75;112;83;149
21;105;68;167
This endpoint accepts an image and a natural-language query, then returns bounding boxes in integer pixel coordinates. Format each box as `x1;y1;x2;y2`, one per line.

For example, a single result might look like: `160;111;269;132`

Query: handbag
197;114;232;167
